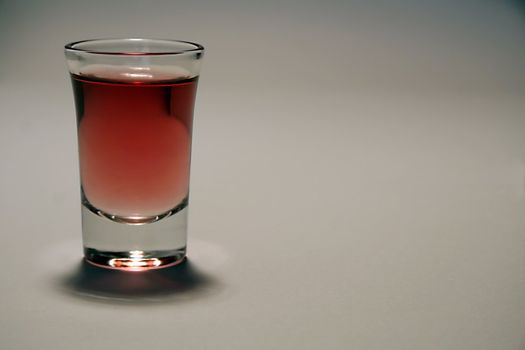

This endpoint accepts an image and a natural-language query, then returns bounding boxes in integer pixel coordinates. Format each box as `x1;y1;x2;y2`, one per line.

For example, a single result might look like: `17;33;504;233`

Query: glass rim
64;38;204;56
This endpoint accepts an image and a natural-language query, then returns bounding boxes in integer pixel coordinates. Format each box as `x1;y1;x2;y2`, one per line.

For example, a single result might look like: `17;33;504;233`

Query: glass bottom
81;198;189;271
84;247;186;271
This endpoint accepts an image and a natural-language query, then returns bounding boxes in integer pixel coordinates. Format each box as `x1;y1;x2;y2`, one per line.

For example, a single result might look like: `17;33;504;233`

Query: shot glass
64;38;204;270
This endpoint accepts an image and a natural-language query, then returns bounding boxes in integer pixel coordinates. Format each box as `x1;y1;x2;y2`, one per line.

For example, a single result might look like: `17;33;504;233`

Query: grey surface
1;0;525;349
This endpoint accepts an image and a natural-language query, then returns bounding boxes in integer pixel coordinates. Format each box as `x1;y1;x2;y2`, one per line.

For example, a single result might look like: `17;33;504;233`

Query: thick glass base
81;198;189;271
84;247;186;271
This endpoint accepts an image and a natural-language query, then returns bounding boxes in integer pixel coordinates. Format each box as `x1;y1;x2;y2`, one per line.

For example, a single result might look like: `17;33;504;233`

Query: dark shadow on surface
60;258;221;304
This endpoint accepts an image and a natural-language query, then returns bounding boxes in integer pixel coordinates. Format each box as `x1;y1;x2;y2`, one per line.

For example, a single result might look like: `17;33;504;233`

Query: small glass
64;38;204;270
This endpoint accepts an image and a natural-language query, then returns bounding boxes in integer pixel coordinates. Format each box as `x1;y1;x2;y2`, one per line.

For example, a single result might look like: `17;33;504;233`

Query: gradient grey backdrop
1;1;525;349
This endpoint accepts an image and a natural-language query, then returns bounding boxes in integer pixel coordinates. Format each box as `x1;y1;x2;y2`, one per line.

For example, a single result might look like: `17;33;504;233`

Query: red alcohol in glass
71;67;198;220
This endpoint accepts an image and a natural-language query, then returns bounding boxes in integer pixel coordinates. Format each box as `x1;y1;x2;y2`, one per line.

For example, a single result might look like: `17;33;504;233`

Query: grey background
1;0;525;349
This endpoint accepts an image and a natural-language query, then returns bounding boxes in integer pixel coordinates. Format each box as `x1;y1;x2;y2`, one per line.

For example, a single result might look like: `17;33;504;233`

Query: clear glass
65;38;204;270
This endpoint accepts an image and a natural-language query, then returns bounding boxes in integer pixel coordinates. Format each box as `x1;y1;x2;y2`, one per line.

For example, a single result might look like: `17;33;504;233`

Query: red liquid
72;69;198;218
